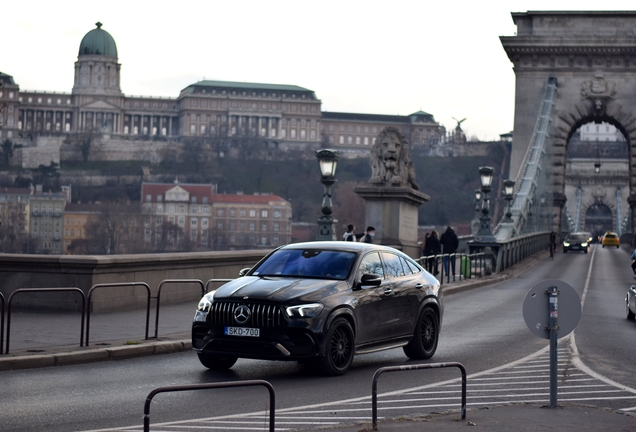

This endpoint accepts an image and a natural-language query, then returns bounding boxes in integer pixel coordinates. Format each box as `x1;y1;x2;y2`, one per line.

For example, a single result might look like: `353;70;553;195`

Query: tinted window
252;249;355;280
358;252;384;278
568;235;587;242
382;252;406;278
402;256;422;274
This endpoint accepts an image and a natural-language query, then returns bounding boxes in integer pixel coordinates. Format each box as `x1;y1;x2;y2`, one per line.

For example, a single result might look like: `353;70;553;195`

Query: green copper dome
78;22;118;58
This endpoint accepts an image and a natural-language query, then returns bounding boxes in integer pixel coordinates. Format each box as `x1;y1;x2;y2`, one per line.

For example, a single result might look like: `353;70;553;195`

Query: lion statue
369;126;419;190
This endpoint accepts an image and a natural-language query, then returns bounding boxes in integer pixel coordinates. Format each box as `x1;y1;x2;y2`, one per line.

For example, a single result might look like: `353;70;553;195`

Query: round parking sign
522;279;581;339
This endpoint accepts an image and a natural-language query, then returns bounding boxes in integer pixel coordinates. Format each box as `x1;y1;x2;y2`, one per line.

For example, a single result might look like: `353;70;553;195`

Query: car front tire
627;299;635;320
197;352;238;370
403;307;439;360
318;317;354;376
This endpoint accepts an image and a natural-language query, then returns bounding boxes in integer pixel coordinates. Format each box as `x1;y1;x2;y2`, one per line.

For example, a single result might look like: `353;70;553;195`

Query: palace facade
0;23;443;156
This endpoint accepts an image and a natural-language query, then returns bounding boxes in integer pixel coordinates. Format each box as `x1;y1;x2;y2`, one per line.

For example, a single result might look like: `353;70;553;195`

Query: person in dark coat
423;230;441;275
343;224;357;242
440;225;459;275
361;226;376;243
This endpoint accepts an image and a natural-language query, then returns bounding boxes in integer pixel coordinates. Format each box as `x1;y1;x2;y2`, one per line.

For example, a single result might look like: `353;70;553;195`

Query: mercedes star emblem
234;305;251;325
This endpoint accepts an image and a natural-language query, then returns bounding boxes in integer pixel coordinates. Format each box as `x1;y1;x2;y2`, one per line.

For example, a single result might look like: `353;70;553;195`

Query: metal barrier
143;380;276;432
154;279;204;339
86;282;151;346
204;278;233;293
5;288;86;354
371;362;467;430
417;253;486;285
0;292;4;354
495;232;549;273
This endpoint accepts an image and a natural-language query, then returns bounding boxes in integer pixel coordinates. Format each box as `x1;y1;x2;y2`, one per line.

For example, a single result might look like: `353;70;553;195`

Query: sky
2;1;635;141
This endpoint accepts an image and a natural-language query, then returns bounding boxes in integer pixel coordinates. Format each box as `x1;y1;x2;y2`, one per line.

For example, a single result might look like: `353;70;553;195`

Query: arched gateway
500;11;636;235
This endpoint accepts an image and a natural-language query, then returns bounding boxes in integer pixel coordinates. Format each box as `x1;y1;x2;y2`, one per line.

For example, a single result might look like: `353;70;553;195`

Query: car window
568;235;587;242
252;249;356;280
358;252;384;279
382;252;406;278
403;256;422;274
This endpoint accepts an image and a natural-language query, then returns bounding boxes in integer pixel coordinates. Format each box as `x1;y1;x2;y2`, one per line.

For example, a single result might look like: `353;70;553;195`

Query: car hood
212;276;343;303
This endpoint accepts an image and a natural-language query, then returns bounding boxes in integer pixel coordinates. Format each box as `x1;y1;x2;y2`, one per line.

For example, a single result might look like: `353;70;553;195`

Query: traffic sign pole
548;286;559;407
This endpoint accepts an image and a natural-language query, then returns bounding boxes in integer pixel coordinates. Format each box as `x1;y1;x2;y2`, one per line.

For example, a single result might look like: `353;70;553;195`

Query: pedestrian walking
440;225;459;275
421;232;430;257
631;248;636;277
425;230;441;275
343;224;357;242
361;226;376;243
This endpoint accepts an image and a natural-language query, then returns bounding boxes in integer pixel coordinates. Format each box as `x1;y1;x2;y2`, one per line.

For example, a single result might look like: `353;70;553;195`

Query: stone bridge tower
501;11;636;234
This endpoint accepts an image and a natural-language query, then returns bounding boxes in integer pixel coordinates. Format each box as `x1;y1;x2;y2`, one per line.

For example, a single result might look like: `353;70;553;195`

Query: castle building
0;23;442;155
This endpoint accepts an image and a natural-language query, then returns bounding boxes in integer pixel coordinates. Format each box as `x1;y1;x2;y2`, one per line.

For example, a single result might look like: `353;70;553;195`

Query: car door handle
383;288;393;295
415;283;423;289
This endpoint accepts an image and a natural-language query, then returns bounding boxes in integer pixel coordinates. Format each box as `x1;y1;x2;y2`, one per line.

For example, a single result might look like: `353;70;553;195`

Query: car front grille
210;301;285;327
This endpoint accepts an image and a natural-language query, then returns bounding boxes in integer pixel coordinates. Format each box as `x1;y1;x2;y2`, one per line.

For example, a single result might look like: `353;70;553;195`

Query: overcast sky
2;1;635;140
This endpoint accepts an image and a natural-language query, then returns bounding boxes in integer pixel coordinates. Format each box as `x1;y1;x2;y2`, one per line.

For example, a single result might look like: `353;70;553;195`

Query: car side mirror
356;273;382;289
239;267;251;277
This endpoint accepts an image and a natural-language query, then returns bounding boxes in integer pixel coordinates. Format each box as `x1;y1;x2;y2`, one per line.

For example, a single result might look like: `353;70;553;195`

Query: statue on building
369;126;419;190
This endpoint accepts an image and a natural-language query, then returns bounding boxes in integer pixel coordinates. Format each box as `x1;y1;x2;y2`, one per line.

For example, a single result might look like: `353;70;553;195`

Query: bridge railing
495;231;549;273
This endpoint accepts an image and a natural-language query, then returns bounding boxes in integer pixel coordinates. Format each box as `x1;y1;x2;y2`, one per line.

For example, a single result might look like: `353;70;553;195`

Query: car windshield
605;233;617;239
568;235;588;242
252;249;356;280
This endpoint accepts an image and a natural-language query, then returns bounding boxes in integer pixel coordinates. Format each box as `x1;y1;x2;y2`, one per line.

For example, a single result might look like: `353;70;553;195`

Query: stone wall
0;250;269;312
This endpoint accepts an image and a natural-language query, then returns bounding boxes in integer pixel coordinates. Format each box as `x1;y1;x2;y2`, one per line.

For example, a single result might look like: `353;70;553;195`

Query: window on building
274;223;279;231
249;210;256;217
249;222;255;231
261;223;267;231
217;209;224;217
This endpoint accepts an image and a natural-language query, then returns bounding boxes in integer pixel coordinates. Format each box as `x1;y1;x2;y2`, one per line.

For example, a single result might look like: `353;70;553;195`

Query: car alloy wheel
319;317;354;376
404;307;439;360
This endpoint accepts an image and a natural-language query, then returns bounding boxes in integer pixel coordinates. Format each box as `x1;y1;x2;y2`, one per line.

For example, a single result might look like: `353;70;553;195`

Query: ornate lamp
594;148;601;174
476;166;496;242
316;149;340;240
503;179;515;221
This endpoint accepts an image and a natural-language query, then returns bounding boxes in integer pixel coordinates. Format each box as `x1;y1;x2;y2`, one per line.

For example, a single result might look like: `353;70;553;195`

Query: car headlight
581;242;588;247
286;303;324;318
563;242;570;247
194;292;214;322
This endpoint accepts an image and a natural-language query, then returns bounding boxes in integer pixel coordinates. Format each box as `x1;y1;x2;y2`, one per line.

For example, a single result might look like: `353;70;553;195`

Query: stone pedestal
354;186;429;259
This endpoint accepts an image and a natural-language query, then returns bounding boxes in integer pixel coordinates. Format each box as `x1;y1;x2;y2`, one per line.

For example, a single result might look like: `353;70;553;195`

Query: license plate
225;327;260;337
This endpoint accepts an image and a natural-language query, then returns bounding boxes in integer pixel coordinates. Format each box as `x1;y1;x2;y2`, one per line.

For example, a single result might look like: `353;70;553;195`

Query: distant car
601;232;620;248
579;231;593;243
563;233;589;253
626;285;636;320
192;241;443;375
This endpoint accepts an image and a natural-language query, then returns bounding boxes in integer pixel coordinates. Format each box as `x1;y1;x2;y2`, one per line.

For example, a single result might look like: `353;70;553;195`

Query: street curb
0;339;192;371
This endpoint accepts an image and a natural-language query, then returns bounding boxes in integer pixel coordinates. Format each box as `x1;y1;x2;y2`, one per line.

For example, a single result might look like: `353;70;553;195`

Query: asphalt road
1;244;635;431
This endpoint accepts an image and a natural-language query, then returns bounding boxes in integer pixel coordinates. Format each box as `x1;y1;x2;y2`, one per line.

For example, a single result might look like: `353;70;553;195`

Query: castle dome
78;22;118;58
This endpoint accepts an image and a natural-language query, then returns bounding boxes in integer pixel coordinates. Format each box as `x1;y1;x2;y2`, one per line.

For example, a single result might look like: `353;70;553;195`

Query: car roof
281;241;405;255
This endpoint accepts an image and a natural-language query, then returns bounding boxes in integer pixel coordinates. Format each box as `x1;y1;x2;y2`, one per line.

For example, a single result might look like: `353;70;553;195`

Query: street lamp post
475;166;496;242
503;179;515;222
316;149;339;241
471;189;482;235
